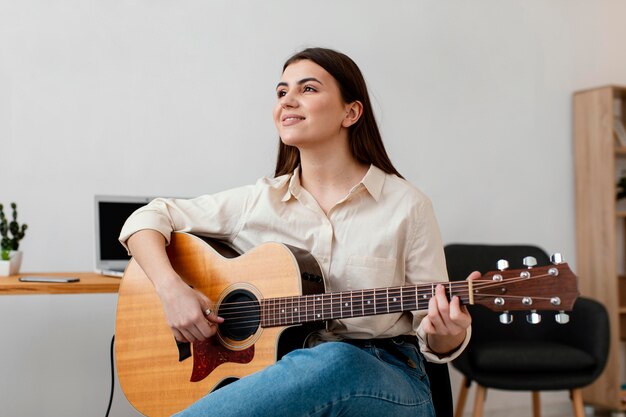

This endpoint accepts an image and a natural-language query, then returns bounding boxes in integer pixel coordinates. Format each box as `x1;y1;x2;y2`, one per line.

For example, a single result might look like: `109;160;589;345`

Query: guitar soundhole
218;289;260;341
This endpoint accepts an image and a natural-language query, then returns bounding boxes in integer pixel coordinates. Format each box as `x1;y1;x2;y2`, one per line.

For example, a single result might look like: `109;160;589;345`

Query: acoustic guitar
115;232;578;417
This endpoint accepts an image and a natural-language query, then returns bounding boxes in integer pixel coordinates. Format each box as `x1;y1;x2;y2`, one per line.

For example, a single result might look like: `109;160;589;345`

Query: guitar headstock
470;254;579;324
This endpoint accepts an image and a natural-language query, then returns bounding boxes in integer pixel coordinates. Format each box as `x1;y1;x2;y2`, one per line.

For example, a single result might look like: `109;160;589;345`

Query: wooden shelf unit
574;85;626;410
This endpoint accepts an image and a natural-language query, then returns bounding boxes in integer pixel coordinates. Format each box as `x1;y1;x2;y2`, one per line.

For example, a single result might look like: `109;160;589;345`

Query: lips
281;114;305;126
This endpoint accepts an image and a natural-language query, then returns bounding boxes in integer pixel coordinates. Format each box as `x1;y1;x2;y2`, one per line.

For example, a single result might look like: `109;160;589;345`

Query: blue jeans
174;339;435;417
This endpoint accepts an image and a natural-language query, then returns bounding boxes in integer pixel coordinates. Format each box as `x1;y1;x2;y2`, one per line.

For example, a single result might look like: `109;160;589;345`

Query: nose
279;90;298;109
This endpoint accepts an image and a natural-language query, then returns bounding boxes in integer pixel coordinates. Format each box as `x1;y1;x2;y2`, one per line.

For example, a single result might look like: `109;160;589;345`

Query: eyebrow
276;77;323;90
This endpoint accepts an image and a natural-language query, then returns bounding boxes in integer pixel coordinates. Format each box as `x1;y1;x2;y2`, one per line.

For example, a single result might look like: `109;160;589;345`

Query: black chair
444;244;610;417
425;361;453;417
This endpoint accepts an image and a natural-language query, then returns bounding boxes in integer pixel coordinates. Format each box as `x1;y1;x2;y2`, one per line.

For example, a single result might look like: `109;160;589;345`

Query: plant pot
0;251;23;276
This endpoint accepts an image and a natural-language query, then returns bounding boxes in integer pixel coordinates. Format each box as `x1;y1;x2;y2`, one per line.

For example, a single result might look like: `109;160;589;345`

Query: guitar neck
260;281;469;328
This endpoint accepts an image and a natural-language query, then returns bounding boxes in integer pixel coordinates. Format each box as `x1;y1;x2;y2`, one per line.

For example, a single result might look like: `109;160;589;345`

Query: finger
199;296;223;326
448;296;467;326
179;327;198;343
467;271;481;281
204;308;225;323
187;314;211;341
172;329;187;343
435;284;450;309
420;316;435;334
208;314;225;324
434;284;452;325
194;320;215;339
427;294;444;331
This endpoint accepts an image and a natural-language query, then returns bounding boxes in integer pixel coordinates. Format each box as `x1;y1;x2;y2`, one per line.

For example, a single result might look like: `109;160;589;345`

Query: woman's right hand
156;277;225;343
126;230;224;343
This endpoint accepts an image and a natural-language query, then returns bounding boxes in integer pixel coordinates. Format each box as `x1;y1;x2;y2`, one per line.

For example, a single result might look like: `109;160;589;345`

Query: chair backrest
444;244;551;280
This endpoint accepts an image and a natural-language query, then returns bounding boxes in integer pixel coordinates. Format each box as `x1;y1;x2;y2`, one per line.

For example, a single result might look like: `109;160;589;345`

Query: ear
342;100;363;128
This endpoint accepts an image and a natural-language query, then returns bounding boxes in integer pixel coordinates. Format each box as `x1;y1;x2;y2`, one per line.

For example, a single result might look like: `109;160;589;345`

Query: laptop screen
94;195;153;274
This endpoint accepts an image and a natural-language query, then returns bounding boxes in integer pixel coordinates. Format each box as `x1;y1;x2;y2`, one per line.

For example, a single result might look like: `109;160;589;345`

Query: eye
303;85;317;93
276;89;287;98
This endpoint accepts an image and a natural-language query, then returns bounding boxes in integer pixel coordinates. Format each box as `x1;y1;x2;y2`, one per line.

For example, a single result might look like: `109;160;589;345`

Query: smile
281;115;306;126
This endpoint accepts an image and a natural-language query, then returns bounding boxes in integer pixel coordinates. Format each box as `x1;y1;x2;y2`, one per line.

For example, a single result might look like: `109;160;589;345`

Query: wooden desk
0;272;121;295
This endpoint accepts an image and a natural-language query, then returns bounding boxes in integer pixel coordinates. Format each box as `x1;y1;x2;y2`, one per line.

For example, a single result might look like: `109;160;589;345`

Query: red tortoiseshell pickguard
190;338;255;382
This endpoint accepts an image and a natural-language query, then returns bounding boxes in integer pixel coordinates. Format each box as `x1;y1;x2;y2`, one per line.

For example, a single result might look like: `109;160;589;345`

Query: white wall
1;1;625;416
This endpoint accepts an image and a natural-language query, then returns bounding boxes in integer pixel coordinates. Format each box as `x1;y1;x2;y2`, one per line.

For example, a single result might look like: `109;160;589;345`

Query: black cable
106;334;115;417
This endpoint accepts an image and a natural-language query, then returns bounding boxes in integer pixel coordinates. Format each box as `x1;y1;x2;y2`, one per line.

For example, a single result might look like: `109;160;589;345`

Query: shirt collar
360;165;385;202
281;167;302;202
280;164;386;203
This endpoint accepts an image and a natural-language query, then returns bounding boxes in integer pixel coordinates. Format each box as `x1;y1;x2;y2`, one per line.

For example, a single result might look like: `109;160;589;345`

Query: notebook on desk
94;195;153;277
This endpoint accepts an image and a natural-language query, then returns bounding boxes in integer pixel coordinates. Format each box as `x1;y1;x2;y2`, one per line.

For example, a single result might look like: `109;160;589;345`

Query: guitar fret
316;295;322;320
374;289;380;314
280;297;286;326
388;287;402;313
344;292;352;318
385;288;389;313
276;297;280;326
298;296;302;323
266;298;270;327
332;293;341;319
352;290;362;318
349;291;353;317
403;286;418;311
293;296;298;325
339;292;343;318
363;290;376;316
327;293;334;320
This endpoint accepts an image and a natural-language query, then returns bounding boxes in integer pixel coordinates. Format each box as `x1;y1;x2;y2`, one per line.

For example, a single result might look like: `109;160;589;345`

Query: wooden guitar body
115;233;324;417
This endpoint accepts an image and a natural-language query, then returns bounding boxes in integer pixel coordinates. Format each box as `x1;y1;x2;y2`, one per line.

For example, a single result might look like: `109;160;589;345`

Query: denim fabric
174;340;435;417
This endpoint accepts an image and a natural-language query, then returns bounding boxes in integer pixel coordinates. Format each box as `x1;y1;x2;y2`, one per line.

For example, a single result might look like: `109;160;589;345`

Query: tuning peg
555;311;570;324
551;253;564;264
526;310;542;324
497;259;509;271
499;311;513;324
523;256;537;269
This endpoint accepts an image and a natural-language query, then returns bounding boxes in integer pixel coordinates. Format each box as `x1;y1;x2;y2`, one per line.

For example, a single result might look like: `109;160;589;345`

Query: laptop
94;195;153;277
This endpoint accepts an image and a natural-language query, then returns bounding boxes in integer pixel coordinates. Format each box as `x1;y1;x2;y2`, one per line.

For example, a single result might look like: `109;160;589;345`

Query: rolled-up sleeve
118;185;254;253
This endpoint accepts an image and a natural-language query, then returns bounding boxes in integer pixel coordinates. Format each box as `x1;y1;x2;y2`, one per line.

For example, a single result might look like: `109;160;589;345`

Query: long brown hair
273;47;403;179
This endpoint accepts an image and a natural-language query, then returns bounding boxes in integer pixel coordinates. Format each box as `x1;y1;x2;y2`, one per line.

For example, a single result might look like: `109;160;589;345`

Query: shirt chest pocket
344;256;398;290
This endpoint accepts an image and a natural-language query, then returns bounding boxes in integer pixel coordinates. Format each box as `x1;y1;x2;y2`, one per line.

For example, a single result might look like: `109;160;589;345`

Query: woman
120;47;475;417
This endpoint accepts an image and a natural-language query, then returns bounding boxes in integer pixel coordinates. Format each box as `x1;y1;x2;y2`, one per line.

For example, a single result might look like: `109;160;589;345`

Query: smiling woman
118;46;475;417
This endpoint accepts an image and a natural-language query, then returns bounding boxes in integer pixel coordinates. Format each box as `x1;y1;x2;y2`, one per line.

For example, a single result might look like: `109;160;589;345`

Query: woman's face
273;59;352;149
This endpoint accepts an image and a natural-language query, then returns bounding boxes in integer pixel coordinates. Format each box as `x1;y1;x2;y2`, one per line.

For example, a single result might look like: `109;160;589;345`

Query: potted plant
0;202;28;276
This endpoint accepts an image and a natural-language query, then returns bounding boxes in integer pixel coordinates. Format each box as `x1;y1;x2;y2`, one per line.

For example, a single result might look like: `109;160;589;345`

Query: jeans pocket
390;341;428;382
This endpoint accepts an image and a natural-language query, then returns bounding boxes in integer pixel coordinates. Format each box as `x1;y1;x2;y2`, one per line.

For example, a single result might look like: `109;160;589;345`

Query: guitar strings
210;273;563;332
214;272;553;313
214;273;553;319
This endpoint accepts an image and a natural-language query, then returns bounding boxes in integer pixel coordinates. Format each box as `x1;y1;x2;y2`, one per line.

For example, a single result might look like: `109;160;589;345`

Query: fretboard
259;282;469;328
